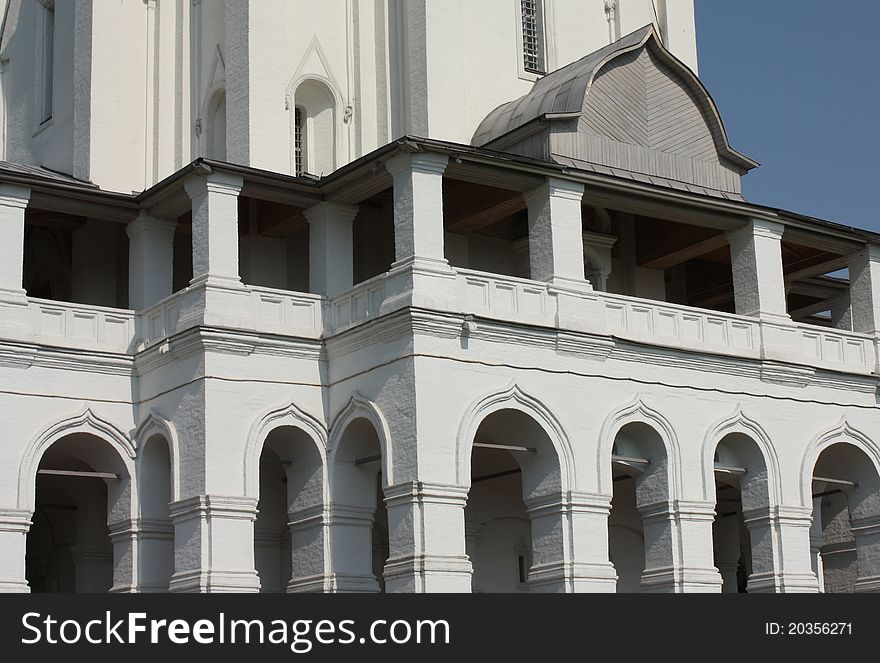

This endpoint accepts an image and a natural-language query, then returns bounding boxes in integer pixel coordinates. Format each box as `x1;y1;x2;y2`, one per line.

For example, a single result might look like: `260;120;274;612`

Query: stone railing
3;267;876;376
3;297;137;353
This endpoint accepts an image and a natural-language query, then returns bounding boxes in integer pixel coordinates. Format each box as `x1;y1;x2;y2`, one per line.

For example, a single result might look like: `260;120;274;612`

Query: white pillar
385;152;449;269
0;185;30;302
852;515;880;592
726;218;789;321
849;244;880;334
287;504;332;593
523;178;588;287
304;201;357;297
713;511;741;593
637;499;678;592
382;482;472;593
568;493;618;592
183;172;244;286
168;495;261;592
744;506;818;593
328;504;380;592
675;500;724;592
0;509;32;592
126;213;176;309
810;497;825;592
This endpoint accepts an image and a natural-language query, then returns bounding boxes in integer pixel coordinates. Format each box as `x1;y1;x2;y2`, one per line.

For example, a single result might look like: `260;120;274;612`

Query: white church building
0;0;878;594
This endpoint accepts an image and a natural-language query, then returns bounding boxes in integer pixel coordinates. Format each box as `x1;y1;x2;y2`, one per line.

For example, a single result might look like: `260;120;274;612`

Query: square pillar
382;482;472;593
552;492;617;593
0;508;32;592
744;506;818;593
304;201;357;297
287;504;332;593
183;172;244;287
726;218;789;321
523;178;588;288
126;213;176;309
849;244;880;335
0;185;30;302
385;152;449;270
168;495;261;592
328;504;380;592
852;514;880;593
675;500;724;592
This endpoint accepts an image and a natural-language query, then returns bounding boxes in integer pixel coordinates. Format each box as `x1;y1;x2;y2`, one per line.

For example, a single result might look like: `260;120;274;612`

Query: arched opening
26;433;131;593
811;443;880;593
711;433;771;593
137;434;173;592
330;418;388;592
292;80;336;176
205;89;227;160
466;408;563;593
254;425;325;592
608;422;671;592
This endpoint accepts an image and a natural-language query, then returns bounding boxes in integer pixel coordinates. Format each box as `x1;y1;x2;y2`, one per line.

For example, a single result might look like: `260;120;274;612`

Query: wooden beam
640;234;728;270
813;475;858;488
38;469;119;480
789;296;845;320
788;279;846;299
473;441;536;453
445;194;525;233
783;228;862;256
785;254;852;283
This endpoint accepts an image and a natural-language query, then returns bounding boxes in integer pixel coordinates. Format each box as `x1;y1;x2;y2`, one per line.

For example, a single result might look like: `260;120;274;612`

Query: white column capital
303;201;359;225
523;176;585;206
126;211;177;238
385;151;449;178
183;171;244;200
0;184;31;208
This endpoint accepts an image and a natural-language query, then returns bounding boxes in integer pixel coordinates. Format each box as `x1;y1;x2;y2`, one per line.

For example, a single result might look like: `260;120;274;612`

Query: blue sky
695;0;880;231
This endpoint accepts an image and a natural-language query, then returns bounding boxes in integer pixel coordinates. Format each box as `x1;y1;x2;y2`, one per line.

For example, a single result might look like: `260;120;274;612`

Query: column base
328;573;381;593
383;555;473;593
169;569;261;593
570;562;618;593
286;573;333;593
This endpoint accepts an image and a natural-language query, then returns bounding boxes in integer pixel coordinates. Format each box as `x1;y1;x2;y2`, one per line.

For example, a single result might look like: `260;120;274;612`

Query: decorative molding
328;390;394;486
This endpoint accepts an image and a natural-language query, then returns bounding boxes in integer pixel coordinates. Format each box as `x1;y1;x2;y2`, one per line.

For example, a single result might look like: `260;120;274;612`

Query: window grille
521;0;544;74
294;106;304;176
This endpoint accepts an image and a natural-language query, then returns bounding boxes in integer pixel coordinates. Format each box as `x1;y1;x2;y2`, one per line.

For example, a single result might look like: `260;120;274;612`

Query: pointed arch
456;382;575;490
800;419;880;508
132;411;181;503
328;392;394;487
701;405;781;505
18;407;136;511
244;401;328;499
598;396;681;499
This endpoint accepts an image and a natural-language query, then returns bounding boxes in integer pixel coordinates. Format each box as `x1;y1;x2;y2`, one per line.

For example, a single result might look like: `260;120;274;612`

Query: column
564;492;618;592
713;509;741;593
852;514;880;592
168;495;261;592
127;213;176;309
328;504;380;592
385;152;449;270
810;497;825;592
523;177;588;288
849;244;880;334
382;482;472;593
304;201;357;297
0;185;30;302
0;509;32;592
108;518;137;593
743;506;818;593
726;218;789;321
287;504;332;593
637;499;678;592
675;500;724;592
183;172;244;287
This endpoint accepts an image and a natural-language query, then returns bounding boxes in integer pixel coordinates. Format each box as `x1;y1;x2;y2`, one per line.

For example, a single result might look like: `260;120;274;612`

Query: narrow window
520;0;545;74
294;106;304;176
517;554;527;584
39;1;55;123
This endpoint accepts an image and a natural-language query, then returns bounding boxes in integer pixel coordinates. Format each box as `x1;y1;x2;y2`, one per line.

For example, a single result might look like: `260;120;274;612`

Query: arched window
205;89;227;160
292;80;336;176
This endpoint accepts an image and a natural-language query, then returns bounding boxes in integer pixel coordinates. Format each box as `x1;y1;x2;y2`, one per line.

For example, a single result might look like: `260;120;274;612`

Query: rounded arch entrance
808;434;880;593
22;411;135;593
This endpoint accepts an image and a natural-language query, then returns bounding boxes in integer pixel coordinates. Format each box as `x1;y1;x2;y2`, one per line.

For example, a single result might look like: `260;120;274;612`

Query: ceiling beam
445;193;525;233
784;254;852;283
640;234;728;270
